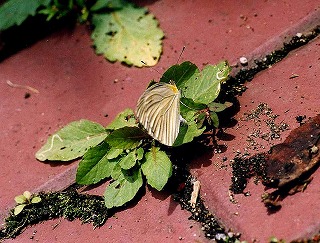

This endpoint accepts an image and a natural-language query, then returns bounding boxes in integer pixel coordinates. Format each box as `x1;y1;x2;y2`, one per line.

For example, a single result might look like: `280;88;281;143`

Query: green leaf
14;195;27;204
182;61;230;105
195;112;206;129
208;101;232;112
105;127;145;149
91;3;164;67
180;97;206;120
106;147;123;159
31;196;41;204
141;147;172;191
111;162;122;180
76;142;117;185
90;0;126;11
173;121;205;146
209;111;219;128
136;147;144;160
14;204;26;215
160;61;198;88
104;168;143;208
173;111;205;146
23;191;32;200
36;120;109;161
160;61;230;105
0;0;51;31
106;109;137;130
119;150;136;169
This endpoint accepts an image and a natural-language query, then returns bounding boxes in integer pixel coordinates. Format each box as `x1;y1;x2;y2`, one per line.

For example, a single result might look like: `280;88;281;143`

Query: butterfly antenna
176;46;186;65
141;60;163;77
170;46;186;85
141;46;186;84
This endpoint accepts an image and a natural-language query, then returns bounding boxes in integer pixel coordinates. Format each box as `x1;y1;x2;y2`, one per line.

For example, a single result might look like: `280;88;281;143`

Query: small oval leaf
14;204;26;215
23;191;32;200
31;196;41;204
14;195;27;204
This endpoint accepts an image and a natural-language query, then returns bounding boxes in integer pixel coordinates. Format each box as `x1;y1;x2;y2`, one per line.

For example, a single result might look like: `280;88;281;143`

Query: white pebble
239;57;248;65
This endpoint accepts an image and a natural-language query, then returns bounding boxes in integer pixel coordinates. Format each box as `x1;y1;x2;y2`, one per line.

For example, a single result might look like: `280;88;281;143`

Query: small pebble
310;145;318;154
239;56;248;66
215;233;226;240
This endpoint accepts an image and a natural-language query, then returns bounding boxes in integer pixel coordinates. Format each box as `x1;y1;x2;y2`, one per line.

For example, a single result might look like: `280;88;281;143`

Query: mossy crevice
221;25;320;100
0;186;110;240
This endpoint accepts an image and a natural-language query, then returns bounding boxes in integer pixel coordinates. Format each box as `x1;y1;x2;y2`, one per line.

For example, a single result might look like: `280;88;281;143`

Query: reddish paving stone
0;0;320;242
146;0;320;67
11;189;206;243
190;36;320;242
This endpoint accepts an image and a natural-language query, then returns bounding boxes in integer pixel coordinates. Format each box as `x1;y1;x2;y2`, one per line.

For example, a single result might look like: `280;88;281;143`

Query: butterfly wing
136;83;180;146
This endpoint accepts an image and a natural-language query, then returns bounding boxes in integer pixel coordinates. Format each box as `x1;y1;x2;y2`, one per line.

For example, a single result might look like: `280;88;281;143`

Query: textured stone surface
0;0;319;242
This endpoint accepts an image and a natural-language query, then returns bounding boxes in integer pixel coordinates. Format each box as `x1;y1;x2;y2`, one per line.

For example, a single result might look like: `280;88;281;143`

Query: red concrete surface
190;36;320;242
9;189;206;242
0;0;320;242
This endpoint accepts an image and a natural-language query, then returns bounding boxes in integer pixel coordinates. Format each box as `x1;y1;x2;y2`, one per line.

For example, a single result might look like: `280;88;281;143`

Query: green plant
269;236;285;243
0;0;164;66
36;60;231;209
13;191;41;215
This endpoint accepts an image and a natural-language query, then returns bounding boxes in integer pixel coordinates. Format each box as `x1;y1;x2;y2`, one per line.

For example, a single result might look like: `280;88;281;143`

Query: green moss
0;187;110;240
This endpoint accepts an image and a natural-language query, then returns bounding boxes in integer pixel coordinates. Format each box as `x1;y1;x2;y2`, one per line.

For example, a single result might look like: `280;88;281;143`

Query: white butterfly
136;82;181;146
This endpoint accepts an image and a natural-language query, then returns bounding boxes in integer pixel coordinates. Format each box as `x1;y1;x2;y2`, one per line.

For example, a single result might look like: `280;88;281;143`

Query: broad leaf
173;111;205;146
160;61;198;88
0;0;51;31
173;122;204;146
106;147;123;160
141;147;172;191
136;147;144;160
209;111;219;128
106;108;137;130
208;101;233;112
182;61;231;105
36;120;109;161
90;0;126;11
111;162;122;180
180;97;206;120
105;127;145;149
195;112;206;129
104;168;143;208
119;150;137;169
91;3;164;67
160;61;230;105
76;142;117;185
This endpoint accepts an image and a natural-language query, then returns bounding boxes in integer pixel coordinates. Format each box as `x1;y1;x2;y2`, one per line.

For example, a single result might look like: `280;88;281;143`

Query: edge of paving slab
231;7;320;73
